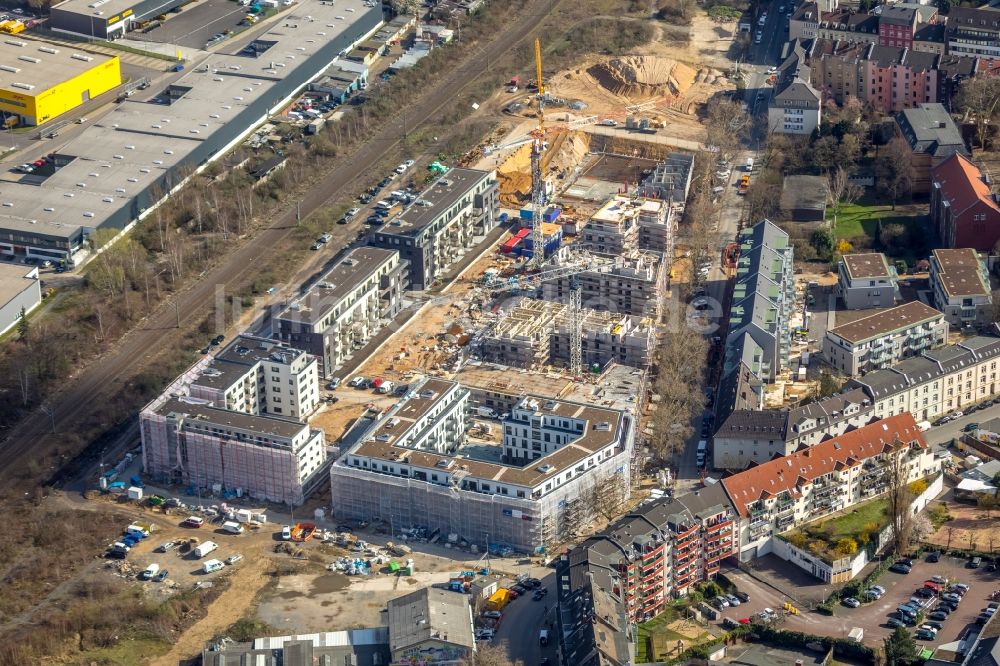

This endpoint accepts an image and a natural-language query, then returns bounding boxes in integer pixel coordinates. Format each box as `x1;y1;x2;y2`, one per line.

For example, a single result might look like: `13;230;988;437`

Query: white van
202;559;225;574
746;157;755;172
222;521;244;535
194;541;219;558
141;563;160;580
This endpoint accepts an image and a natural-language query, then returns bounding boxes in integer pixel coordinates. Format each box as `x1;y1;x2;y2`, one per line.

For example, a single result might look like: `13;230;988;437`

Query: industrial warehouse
0;39;121;127
0;0;382;265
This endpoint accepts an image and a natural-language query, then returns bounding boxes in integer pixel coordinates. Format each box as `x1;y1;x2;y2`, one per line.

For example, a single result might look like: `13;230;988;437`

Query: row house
721;414;936;564
716;329;1000;469
847;329;1000;423
879;5;921;49
822;300;948;376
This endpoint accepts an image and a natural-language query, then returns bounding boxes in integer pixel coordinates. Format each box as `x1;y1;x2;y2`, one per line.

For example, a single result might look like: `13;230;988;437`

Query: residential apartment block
714;387;875;469
847;329;1000;422
947;5;1000;60
838;252;899;309
823;301;948;376
187;334;321;420
275;247;406;376
329;377;635;552
768;42;822;135
141;396;327;506
878;5;931;49
723;414;937;575
369;167;498;290
930;248;993;327
896;104;970;194
931;153;1000;252
558;414;939;664
540;251;666;318
557;482;736;627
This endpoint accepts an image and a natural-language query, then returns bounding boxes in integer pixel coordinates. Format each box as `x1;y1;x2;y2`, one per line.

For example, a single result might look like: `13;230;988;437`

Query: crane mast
530;38;547;269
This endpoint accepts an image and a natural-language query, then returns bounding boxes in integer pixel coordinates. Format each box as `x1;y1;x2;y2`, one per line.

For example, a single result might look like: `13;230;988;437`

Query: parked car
281;525;292;540
915;629;936;641
153;569;169;582
725;594;741;607
929;575;948;584
942;593;962;604
735;591;750;602
928;611;949;622
156;540;177;552
483;610;502;619
886;617;907;629
225;554;243;565
842;597;861;608
890;562;912;574
927;550;941;562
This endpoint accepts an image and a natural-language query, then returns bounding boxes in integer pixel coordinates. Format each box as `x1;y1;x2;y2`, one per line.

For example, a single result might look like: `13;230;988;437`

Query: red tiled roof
932;153;1000;218
720;413;925;517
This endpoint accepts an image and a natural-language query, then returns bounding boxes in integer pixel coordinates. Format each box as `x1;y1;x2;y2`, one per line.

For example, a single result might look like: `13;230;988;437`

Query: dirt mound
587;56;697;98
497;132;591;206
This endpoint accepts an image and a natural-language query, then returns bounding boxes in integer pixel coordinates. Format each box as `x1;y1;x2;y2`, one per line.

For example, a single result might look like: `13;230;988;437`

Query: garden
781;497;890;563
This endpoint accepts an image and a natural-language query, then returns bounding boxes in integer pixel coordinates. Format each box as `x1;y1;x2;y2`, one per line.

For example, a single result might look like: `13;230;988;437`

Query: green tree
836;537;858;555
810;228;836;262
884;627;918;666
16;306;29;342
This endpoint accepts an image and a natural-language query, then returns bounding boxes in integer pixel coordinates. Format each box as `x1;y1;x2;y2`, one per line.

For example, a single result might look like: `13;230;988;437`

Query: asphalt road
925;403;1000;447
493;572;558;665
749;0;792;65
0;0;562;486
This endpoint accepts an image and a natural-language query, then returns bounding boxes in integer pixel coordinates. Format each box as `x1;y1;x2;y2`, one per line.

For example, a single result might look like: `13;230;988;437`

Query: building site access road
0;0;562;488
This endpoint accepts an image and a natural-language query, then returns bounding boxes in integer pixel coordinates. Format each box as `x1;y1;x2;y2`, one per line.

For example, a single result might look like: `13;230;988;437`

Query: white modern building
275;247;406;376
838;253;899;310
823;301;948;376
330;377;635;552
929;248;993;327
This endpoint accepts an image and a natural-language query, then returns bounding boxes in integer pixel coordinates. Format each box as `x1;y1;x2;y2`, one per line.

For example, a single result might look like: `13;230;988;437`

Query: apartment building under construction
140;336;327;505
480;298;654;370
581;196;676;259
540;252;666;318
329;376;635;552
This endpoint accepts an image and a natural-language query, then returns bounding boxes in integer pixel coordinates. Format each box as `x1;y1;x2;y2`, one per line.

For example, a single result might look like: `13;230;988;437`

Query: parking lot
135;0;254;49
723;555;1000;647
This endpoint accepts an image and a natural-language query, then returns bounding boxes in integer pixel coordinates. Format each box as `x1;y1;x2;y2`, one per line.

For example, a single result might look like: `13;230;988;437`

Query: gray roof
670;483;734;520
966;611;1000;666
716;409;788;440
203;628;391;666
387;587;474;654
896;104;968;158
738;219;790;253
787;387;872;432
780;175;829;213
156;397;308;440
277;247;398;326
380;168;492;237
879;5;918;26
194;334;309;391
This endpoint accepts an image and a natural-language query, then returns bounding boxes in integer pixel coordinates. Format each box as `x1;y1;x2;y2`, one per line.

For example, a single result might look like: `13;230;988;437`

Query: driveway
723;554;1000;648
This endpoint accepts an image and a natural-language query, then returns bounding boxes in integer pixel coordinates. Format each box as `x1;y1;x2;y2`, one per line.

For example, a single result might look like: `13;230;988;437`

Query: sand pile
497;132;591;206
587;56;697;98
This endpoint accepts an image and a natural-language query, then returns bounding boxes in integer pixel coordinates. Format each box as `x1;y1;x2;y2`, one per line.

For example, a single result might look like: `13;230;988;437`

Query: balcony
776;514;795;530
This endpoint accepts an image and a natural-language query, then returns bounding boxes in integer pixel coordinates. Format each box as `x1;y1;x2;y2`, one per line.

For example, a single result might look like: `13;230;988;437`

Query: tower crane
529;38;548;271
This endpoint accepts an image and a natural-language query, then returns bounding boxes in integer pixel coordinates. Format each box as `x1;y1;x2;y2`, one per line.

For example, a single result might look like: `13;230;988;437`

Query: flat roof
0;262;39;307
0;39;116;93
278;247;397;325
51;0;145;19
156;397;308;440
0;0;380;241
387;587;474;653
842;253;893;280
380;168;491;236
591;196;665;225
194;334;309;390
828;300;943;344
933;248;990;299
349;377;627;490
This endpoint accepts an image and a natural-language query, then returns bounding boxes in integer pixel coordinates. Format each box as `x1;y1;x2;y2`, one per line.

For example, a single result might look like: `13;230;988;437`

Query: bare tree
875;137;914;210
589;473;629;522
955;77;1000;149
705;98;752;157
885;439;917;554
463;643;523;666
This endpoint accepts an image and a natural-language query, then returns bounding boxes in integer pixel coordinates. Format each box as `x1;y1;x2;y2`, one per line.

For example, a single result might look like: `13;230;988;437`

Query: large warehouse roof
0;38;116;92
0;0;381;242
51;0;148;18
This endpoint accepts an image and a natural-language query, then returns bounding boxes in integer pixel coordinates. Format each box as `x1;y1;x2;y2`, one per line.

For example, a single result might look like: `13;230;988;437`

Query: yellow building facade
0;52;121;126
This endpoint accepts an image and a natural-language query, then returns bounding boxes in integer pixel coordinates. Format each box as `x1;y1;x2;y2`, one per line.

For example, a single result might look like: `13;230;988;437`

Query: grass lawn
784;497;890;562
831;202;924;241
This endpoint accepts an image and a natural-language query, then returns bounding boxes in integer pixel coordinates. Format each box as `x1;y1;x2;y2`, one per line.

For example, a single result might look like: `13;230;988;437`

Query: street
925;403;1000;447
493;572;559;665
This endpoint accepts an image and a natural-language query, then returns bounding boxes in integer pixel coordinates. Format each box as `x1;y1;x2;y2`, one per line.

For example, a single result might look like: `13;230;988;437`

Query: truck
202;559;225;574
738;174;750;195
375;380;394;394
194;541;219;558
126;522;153;537
222;521;244;535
